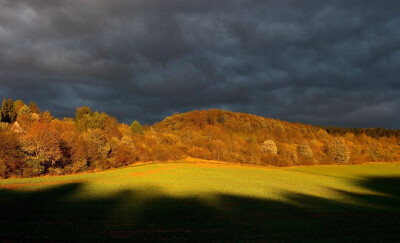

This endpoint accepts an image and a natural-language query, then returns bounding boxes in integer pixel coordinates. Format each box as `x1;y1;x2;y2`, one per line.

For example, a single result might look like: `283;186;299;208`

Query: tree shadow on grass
0;176;399;241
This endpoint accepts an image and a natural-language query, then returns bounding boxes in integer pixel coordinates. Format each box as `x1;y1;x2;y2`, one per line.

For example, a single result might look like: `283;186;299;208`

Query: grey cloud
0;0;399;127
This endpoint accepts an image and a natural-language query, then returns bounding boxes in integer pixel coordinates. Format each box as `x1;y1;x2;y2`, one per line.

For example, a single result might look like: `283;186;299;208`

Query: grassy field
1;161;400;241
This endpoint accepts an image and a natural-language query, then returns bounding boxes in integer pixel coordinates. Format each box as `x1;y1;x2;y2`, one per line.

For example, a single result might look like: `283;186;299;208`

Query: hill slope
152;109;400;166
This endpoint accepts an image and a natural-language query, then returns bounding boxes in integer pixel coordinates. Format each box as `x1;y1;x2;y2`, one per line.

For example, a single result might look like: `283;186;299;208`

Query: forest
0;98;399;178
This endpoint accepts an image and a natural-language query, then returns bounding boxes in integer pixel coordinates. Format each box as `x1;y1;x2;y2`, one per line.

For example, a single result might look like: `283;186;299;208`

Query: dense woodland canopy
0;98;399;178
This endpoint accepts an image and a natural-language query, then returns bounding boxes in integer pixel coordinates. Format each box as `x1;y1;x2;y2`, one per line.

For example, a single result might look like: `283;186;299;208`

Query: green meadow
1;162;400;241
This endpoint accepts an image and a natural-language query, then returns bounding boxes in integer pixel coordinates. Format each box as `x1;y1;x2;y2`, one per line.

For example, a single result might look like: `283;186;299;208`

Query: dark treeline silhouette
321;126;400;138
0;176;399;241
0;98;400;178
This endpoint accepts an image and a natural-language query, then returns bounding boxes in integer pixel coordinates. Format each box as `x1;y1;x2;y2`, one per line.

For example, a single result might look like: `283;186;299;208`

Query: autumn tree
20;122;62;177
50;119;78;168
0;130;21;178
81;129;111;169
16;105;33;130
297;141;313;158
196;110;207;129
130;121;144;135
0;122;9;132
260;140;278;165
29;101;41;114
297;141;313;164
40;111;54;123
262;140;278;155
68;136;88;173
103;116;120;138
210;139;225;161
369;140;384;161
113;135;136;167
13;100;26;114
248;136;260;164
275;143;297;166
75;108;109;131
328;137;350;164
75;106;92;121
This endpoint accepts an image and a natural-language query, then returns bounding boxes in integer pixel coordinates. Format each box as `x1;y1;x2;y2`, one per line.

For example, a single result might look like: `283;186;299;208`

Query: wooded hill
0;98;399;178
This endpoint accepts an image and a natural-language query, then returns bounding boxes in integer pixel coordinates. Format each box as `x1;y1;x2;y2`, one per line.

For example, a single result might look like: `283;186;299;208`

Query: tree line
0;98;399;178
320;126;400;139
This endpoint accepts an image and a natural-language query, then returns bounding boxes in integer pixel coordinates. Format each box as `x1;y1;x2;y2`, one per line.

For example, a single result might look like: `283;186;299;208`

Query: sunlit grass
1;161;399;241
2;161;399;203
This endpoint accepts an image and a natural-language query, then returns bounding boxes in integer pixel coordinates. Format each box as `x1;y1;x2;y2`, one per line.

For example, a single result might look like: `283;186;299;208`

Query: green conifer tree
7;99;17;123
0;98;17;123
0;99;6;122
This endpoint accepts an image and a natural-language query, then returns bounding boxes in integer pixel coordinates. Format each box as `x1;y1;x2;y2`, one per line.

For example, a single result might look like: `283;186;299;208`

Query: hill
1;162;399;241
153;109;400;165
0;98;400;178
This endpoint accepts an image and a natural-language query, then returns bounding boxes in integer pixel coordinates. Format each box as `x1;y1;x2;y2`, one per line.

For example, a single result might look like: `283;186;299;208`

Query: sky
0;0;399;128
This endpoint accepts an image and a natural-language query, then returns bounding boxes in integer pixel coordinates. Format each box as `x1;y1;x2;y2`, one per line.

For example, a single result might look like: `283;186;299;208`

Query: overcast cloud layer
0;0;399;128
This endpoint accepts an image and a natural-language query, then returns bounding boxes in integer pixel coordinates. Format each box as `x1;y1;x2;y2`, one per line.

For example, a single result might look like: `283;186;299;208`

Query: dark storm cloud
0;0;399;127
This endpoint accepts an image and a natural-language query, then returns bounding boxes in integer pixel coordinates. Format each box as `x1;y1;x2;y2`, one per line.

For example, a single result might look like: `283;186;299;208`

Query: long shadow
0;177;399;241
